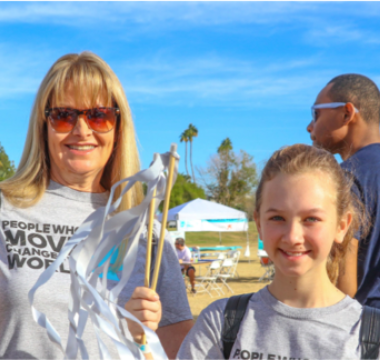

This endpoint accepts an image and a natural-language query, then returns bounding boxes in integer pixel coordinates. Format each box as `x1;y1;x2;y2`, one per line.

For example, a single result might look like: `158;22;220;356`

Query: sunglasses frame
310;102;359;122
45;107;120;134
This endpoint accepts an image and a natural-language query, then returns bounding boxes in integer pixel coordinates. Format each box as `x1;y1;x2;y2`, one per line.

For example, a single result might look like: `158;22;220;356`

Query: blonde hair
0;52;143;211
255;144;366;284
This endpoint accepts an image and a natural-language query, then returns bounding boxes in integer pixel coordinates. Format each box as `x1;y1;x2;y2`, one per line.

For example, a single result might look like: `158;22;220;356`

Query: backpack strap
222;293;254;359
360;305;380;359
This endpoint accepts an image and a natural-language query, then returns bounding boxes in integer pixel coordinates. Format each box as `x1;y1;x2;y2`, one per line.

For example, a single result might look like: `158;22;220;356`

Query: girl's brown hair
255;144;366;284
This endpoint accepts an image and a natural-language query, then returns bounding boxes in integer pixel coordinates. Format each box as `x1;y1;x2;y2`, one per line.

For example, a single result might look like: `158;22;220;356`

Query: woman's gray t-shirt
177;286;364;360
0;181;192;359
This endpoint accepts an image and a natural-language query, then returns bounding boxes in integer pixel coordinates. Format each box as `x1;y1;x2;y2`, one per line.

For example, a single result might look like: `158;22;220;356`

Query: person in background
0;51;192;359
307;74;380;307
175;237;197;294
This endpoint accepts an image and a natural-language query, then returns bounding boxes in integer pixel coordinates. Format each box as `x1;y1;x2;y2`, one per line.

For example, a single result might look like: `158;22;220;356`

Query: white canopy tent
158;198;249;246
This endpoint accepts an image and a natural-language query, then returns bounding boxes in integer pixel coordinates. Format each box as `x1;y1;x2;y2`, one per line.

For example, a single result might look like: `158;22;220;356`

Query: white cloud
0;44;59;98
114;55;326;107
306;24;380;46
0;41;326;109
0;2;379;28
0;3;313;26
2;2;380;49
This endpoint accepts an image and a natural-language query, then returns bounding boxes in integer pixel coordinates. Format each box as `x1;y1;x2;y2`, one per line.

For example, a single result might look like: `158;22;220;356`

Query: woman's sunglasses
45;107;120;134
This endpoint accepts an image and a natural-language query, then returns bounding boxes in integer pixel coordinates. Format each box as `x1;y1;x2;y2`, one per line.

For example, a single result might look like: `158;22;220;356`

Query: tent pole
246;230;250;263
219;231;221;245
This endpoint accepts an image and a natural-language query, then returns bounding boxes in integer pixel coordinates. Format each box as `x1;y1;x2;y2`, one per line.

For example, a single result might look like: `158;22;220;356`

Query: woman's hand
124;287;162;343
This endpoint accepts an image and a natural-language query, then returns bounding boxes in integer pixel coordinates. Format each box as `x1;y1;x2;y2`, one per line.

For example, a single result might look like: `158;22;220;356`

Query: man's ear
343;102;358;125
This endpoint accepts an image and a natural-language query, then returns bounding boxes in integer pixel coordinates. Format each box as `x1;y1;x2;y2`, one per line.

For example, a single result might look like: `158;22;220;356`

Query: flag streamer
28;145;179;360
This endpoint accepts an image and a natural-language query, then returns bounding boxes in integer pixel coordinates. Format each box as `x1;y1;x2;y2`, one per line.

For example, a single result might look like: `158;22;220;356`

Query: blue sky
1;2;380;178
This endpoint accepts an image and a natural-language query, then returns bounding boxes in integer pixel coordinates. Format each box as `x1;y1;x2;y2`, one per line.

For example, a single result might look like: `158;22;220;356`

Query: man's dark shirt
341;143;380;307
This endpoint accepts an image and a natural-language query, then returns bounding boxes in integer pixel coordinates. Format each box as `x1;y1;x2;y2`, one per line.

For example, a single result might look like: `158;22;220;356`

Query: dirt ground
185;243;270;322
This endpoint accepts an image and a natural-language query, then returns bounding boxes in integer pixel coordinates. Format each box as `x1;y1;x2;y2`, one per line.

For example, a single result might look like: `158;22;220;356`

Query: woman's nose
72;115;92;136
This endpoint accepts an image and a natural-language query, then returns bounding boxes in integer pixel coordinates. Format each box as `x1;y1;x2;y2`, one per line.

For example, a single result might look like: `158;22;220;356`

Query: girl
177;144;369;360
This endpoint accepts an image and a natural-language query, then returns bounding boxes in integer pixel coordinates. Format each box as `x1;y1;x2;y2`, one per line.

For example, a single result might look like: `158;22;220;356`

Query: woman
0;52;193;359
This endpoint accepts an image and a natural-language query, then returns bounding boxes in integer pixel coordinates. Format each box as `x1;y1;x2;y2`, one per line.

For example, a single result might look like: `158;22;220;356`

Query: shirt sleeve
177;299;227;360
155;222;193;327
114;221;192;328
183;247;191;263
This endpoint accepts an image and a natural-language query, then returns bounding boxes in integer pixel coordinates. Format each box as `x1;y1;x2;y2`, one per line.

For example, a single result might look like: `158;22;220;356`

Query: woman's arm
156;319;194;359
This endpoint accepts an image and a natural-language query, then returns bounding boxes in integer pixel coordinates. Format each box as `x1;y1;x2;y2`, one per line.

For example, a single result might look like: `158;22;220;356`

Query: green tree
187;123;198;184
179;129;190;177
198;138;258;213
0;143;15;181
169;173;206;208
218;137;233;153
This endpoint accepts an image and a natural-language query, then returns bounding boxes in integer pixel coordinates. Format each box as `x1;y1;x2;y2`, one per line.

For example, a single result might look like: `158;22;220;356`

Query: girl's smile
279;249;311;261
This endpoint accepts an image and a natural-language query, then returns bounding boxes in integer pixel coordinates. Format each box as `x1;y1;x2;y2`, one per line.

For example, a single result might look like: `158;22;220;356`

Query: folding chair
195;260;224;297
217;252;226;260
257;249;275;282
217;258;235;294
227;250;240;278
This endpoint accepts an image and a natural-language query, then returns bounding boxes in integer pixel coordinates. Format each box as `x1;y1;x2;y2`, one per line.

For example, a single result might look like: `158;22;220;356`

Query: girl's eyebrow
265;208;326;213
265;208;282;213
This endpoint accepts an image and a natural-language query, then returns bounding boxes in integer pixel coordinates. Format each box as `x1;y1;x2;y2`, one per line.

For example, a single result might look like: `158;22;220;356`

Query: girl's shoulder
199;297;230;325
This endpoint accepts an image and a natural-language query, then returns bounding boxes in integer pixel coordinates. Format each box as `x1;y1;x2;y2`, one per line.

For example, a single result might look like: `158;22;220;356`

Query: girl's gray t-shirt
177;286;364;360
0;181;192;359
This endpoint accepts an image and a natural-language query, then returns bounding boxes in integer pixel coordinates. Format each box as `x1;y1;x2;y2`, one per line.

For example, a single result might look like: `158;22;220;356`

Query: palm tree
218;137;233;153
187;123;198;183
179;129;190;177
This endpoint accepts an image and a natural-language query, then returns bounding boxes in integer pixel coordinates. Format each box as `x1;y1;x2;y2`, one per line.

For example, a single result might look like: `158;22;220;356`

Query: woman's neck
50;169;106;193
268;267;345;308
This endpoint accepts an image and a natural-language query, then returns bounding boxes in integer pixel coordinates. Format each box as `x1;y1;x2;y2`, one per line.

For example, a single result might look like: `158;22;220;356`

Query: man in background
307;73;380;307
175;238;197;294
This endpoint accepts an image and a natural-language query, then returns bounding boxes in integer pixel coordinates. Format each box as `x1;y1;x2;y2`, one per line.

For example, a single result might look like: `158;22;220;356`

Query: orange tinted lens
87;108;116;133
49;109;77;133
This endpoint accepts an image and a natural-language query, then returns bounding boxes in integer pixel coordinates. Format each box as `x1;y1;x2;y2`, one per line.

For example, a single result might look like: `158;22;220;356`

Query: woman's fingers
131;309;161;324
130;286;160;301
124;286;162;341
128;299;161;313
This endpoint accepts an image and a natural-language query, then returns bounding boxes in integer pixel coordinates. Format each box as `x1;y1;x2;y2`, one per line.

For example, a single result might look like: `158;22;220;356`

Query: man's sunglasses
311;102;359;122
45;107;120;134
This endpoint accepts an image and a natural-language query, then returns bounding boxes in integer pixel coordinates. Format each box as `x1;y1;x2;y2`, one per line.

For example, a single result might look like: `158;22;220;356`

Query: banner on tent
177;218;248;232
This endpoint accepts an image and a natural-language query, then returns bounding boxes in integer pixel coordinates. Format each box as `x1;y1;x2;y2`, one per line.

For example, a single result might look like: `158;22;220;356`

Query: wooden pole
144;187;157;286
141;156;158;347
150;144;177;291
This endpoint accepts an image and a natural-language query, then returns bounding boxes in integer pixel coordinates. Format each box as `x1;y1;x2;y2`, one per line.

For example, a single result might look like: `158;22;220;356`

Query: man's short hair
327;74;380;124
175;237;185;246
